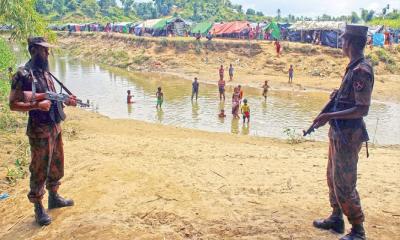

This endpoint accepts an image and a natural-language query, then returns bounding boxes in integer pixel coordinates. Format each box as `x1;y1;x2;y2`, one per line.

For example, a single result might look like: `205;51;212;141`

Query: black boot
340;224;366;240
48;192;74;209
34;202;51;226
313;209;345;234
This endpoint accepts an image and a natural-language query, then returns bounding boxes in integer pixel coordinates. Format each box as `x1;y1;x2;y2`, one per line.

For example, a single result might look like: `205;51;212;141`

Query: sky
131;0;399;17
231;0;400;17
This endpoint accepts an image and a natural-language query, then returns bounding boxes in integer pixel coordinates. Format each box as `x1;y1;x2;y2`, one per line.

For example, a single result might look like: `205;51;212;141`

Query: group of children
125;63;294;124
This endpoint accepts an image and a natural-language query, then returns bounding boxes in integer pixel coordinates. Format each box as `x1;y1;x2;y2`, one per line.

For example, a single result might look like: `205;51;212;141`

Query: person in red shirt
219;65;224;80
274;40;281;57
127;90;134;104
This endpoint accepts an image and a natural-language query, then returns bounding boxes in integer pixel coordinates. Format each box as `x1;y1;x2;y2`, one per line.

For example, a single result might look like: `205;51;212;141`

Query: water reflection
156;109;164;123
191;102;200;120
241;123;250;135
231;118;240;134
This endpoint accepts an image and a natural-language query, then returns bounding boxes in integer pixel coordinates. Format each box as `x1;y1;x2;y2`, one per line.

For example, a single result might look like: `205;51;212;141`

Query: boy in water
127;90;134;104
192;77;199;101
156;87;164;109
238;85;244;102
241;99;250;124
218;78;226;101
218;109;226;118
288;65;294;83
262;80;270;100
229;64;234;81
219;65;224;80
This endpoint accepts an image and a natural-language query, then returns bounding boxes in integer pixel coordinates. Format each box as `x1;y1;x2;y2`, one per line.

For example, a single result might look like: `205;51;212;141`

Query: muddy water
40;55;400;145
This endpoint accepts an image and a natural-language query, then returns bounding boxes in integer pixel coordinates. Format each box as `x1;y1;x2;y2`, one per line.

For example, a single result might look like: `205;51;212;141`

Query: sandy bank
0;107;399;239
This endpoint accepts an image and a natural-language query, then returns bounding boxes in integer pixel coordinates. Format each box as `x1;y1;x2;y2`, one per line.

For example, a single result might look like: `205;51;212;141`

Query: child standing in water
262;80;270;101
288;65;294;83
241;99;250;124
232;87;241;119
127;90;134;104
156;87;164;109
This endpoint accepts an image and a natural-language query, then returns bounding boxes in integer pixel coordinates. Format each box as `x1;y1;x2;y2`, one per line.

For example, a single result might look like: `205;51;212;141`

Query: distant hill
35;0;269;24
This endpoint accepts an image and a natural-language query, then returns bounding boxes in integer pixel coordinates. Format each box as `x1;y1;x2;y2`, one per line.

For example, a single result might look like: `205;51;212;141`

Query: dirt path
0;108;399;239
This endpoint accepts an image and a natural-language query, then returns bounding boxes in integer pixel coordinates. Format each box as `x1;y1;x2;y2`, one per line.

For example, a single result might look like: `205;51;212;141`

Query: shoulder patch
353;78;366;92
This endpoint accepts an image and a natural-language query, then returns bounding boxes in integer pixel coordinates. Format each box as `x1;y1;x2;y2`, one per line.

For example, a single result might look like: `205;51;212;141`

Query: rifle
303;91;338;137
24;91;90;108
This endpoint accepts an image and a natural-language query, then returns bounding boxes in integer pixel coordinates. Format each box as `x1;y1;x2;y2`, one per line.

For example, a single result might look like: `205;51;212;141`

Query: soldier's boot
339;224;366;240
34;202;51;226
313;209;345;234
48;192;74;209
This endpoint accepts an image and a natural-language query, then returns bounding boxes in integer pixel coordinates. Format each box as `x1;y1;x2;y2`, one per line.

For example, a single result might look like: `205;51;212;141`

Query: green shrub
366;53;379;66
132;55;150;65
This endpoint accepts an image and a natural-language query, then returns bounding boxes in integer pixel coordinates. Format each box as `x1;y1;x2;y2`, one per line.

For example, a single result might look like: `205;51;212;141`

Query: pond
18;53;400;145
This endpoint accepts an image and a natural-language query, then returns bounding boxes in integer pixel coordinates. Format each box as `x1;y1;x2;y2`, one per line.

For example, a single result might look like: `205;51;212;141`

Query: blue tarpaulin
373;33;385;47
288;31;301;42
321;31;341;48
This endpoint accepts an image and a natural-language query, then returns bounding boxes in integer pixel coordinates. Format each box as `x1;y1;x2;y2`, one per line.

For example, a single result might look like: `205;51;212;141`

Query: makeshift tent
112;22;133;33
320;31;341;48
191;21;213;35
211;21;250;36
264;22;281;40
373;33;385;47
288;21;345;48
152;17;189;36
134;19;164;36
289;21;345;31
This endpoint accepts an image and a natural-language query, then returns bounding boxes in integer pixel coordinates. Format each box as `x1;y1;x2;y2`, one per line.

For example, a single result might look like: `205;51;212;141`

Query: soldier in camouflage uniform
311;25;374;240
9;37;76;226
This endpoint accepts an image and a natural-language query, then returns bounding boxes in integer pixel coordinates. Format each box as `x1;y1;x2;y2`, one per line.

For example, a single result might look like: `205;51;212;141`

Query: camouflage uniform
327;57;374;225
11;60;64;203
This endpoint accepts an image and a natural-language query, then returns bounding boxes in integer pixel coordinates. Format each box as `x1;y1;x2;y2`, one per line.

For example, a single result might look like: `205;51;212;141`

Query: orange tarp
211;21;250;35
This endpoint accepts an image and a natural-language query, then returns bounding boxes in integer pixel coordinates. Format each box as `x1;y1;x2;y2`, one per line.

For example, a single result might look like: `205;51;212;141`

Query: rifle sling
48;72;74;96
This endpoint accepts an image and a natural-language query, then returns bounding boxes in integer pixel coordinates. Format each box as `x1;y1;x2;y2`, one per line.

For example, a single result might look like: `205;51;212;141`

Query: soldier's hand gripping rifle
23;91;90;108
303;91;338;137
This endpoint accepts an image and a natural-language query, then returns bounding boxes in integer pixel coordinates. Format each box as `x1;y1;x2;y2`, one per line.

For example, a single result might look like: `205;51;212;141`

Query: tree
277;9;281;21
66;0;78;12
81;0;100;18
246;8;255;16
98;0;116;13
351;11;360;23
0;0;54;43
35;0;52;14
121;0;135;16
53;0;66;16
256;11;264;17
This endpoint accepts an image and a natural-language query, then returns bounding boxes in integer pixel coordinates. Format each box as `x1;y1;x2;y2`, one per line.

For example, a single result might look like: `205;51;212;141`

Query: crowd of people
125;63;295;125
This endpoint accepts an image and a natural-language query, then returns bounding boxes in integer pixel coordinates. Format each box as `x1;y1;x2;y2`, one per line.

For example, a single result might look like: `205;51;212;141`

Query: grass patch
132;55;151;65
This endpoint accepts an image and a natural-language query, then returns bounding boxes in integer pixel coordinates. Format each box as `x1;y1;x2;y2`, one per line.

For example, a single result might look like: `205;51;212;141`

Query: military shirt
11;60;61;138
329;57;374;143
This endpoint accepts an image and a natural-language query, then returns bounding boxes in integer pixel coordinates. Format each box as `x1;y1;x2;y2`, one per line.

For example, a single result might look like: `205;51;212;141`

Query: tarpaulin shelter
112;22;133;33
373;33;385;47
211;21;250;38
66;23;81;32
191;21;213;35
263;22;281;40
288;21;345;48
134;18;163;36
152;17;189;36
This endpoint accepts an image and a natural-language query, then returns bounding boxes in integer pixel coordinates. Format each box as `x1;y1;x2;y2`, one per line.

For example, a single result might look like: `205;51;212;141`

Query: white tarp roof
289;21;346;31
142;19;163;29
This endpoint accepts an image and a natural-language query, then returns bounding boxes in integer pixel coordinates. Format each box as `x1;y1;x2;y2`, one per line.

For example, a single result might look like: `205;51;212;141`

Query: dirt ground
0;108;399;240
58;33;400;102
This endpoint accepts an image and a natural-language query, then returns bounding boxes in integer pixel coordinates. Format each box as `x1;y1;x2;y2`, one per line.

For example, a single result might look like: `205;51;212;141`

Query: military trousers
27;131;64;203
327;136;365;225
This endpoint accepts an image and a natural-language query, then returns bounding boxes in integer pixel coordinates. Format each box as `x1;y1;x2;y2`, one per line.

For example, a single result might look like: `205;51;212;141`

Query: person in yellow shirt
241;99;250;124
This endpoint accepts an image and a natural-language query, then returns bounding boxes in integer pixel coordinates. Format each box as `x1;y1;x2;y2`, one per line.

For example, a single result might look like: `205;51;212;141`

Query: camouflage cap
340;24;369;39
28;37;54;48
